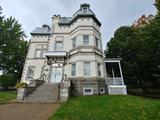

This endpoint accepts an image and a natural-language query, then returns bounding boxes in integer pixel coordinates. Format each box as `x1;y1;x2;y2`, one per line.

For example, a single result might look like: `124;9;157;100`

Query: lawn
0;91;17;104
49;95;160;120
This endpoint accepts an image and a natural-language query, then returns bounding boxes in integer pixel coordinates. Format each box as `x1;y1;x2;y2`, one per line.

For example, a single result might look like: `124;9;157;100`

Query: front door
50;67;63;83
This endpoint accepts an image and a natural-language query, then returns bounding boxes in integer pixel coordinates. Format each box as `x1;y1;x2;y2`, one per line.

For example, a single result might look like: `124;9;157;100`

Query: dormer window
80;3;90;14
83;7;88;13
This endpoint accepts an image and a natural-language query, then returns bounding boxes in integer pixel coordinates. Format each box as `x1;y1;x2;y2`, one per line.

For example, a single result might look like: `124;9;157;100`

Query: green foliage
105;2;160;90
0;7;28;85
0;91;16;104
15;82;27;89
0;74;16;89
49;95;160;120
155;0;160;15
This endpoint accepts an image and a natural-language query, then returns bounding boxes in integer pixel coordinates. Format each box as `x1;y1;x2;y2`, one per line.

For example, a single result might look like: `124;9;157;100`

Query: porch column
118;62;124;85
111;67;116;85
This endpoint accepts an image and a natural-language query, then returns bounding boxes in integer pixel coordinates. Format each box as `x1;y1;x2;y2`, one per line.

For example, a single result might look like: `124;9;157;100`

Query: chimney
52;14;61;21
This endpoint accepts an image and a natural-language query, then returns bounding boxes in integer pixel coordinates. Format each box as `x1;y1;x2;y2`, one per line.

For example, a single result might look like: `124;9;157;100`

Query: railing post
118;62;124;85
112;68;116;85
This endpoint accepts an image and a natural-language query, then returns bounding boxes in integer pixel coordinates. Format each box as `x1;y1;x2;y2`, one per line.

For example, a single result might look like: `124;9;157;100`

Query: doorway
50;67;63;83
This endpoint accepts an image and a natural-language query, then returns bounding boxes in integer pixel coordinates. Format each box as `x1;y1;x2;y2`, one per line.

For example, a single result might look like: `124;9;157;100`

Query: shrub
15;82;27;89
0;74;16;89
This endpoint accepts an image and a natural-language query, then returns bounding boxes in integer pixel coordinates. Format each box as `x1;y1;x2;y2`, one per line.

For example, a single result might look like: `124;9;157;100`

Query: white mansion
20;3;126;99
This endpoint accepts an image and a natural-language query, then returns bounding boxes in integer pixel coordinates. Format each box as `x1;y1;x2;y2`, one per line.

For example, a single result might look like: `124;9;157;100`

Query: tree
0;7;28;88
105;1;160;91
155;0;160;15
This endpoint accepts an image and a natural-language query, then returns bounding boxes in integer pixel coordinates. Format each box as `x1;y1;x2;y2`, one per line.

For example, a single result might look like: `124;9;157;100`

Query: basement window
83;88;93;95
100;87;105;94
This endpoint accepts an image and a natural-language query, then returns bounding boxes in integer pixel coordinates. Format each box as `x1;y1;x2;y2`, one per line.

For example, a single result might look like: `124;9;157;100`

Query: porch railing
107;77;124;85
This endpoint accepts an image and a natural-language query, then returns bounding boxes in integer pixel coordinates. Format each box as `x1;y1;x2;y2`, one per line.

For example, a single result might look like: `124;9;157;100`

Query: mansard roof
31;25;51;35
59;3;101;26
31;3;101;35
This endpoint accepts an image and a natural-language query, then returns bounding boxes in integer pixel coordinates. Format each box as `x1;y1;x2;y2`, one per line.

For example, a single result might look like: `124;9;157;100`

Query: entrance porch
105;58;127;95
44;51;67;84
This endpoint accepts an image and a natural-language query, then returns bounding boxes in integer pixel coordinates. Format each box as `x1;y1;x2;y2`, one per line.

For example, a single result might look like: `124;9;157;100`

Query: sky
0;0;156;49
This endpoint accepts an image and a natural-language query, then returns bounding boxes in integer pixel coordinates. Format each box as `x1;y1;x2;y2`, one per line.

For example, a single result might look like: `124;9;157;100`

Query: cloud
0;0;156;48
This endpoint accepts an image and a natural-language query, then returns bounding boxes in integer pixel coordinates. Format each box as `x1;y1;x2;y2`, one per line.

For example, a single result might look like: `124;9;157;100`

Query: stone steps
24;83;59;103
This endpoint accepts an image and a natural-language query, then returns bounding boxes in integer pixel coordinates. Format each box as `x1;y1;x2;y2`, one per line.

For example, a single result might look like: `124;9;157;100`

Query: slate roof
31;26;51;35
31;3;101;35
59;17;72;24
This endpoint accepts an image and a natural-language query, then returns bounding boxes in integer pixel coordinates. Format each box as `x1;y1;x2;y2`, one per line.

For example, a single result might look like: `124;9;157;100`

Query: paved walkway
0;103;60;120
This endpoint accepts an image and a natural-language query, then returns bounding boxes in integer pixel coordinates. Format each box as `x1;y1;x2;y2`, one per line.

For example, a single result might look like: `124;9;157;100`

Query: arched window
26;66;35;80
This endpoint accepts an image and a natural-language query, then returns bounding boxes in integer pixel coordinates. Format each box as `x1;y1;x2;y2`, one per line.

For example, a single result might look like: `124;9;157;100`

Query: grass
0;91;17;104
49;95;160;120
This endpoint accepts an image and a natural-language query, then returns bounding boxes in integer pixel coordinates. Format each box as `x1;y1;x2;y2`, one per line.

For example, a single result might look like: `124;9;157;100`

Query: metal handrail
27;74;46;87
23;74;46;100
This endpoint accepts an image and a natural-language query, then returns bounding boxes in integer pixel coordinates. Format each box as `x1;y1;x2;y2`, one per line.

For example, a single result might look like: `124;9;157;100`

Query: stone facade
70;77;106;96
21;3;106;96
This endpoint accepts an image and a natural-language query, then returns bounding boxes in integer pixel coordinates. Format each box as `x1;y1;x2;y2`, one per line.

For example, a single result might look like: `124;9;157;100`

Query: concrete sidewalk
0;103;60;120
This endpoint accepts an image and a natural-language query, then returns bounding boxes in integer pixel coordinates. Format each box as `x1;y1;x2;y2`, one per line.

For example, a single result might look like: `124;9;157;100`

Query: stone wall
69;77;106;96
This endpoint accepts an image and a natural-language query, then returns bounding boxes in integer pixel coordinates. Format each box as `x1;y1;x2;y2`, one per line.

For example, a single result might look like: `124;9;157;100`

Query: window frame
97;63;101;76
72;37;76;48
35;49;42;58
83;35;89;46
71;63;76;76
83;7;88;13
35;45;47;58
95;37;99;48
26;66;35;80
100;87;105;94
83;62;91;76
83;88;93;95
55;41;63;51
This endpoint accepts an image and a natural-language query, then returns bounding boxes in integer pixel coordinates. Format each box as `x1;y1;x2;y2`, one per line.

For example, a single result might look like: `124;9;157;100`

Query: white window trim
83;62;91;76
97;63;101;76
95;37;99;48
72;37;76;48
100;87;105;94
26;66;35;80
54;41;63;51
83;88;93;95
35;45;47;58
71;63;76;76
83;35;89;46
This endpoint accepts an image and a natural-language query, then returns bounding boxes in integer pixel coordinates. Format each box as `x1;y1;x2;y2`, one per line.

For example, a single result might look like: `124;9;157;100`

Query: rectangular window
55;41;63;51
100;87;105;94
42;49;46;58
83;88;93;95
42;45;47;58
84;62;90;76
35;49;42;58
95;37;99;47
97;63;101;76
83;35;89;46
72;37;76;48
71;63;76;76
35;45;47;58
83;7;88;13
26;66;35;80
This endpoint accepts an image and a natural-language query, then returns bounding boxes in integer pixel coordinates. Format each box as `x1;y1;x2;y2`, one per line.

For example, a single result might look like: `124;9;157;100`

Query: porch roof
44;51;67;57
105;58;122;63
